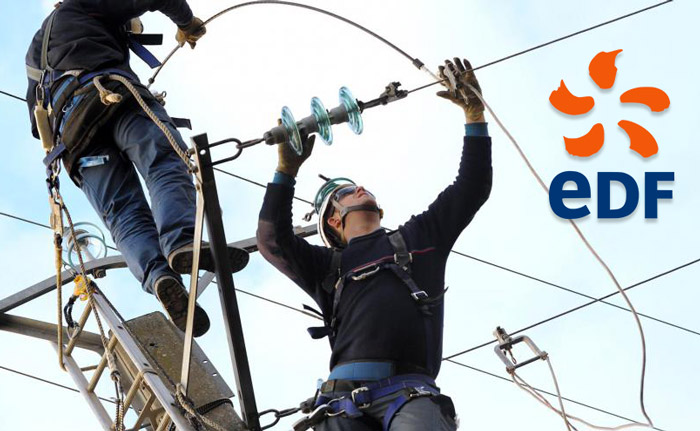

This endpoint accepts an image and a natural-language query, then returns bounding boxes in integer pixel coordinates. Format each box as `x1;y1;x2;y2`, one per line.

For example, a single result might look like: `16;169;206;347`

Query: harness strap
321;250;342;294
40;8;59;72
314;374;439;431
127;36;162;69
43;143;66;168
388;231;411;270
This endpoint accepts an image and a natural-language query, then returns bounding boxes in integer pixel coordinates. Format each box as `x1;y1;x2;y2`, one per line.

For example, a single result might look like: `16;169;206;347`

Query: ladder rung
123;371;147;412
87;336;118;392
155;413;172;431
130;393;156;431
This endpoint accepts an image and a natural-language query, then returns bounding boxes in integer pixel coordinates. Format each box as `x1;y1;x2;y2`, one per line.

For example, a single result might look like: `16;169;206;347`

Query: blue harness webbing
314;374;440;431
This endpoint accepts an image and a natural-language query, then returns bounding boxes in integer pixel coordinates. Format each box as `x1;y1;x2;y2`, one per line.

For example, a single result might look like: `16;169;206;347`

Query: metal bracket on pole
191;133;261;431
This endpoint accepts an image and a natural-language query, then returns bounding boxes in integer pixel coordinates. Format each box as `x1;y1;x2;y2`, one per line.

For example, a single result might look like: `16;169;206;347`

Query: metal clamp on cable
493;326;548;375
357;82;408;112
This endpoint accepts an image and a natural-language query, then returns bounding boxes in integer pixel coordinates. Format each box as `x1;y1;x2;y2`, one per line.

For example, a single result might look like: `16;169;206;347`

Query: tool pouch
59;79;131;157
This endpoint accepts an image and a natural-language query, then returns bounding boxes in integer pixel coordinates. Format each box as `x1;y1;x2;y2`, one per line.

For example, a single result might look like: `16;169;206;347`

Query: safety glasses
333;185;375;202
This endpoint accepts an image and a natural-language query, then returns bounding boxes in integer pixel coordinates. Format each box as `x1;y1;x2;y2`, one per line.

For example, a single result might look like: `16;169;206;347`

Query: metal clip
411;290;429;301
351;265;381;281
408;386;434;399
357;82;409;112
493;326;548;375
351;387;371;409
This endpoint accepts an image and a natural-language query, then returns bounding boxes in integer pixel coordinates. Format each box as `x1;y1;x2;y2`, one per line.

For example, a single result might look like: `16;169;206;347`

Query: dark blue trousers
70;100;196;293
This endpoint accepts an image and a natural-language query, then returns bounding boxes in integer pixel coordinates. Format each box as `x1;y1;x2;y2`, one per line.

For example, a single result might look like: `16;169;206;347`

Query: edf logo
548;49;673;219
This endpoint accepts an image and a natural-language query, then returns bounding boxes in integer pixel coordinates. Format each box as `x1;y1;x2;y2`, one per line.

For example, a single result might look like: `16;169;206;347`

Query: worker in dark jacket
25;0;248;337
257;58;492;430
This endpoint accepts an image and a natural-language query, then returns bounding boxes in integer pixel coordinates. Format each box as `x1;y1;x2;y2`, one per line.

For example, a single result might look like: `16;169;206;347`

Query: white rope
465;82;654;427
513;357;651;431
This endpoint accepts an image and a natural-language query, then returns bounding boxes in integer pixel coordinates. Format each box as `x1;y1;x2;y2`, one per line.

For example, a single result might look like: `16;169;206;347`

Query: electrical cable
0;89;24;102
2;173;698;345
0;0;679;426
148;0;422;87
0;210;119;252
406;0;674;95
444;359;667;431
0;364;120;405
211;279;322;320
0;1;672;103
443;256;700;360
212;167;700;338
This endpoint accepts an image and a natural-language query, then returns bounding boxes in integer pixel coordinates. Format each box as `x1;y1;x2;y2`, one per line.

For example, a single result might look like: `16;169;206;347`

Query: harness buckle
393;252;413;266
350;387;371;409
350;265;381;281
408;386;434;399
411;290;429;301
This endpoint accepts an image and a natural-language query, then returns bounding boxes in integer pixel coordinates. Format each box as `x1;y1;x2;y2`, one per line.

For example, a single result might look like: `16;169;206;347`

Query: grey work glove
277;132;315;178
436;57;485;122
176;17;206;48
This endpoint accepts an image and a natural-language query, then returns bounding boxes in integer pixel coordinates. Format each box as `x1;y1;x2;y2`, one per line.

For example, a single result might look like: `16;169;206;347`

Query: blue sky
1;1;698;430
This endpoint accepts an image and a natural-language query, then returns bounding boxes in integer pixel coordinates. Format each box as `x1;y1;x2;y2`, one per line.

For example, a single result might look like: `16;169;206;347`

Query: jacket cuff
465;122;489;137
272;171;296;187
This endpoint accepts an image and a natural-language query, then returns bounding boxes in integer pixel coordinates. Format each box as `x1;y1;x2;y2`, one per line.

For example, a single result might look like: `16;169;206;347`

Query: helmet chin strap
331;201;384;229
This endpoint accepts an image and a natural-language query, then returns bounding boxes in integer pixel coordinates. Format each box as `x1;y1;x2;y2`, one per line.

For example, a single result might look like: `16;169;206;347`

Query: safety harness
299;230;447;430
28;5;167;174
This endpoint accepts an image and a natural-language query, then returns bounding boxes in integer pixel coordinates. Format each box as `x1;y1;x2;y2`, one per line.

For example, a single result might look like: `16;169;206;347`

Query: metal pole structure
191;133;261;431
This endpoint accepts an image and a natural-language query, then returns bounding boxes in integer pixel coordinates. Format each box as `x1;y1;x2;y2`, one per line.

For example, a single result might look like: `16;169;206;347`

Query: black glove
277;132;315;177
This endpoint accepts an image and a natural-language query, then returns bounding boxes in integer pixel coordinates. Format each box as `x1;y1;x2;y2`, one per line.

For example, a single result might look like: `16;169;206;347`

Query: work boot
154;276;210;337
168;242;249;274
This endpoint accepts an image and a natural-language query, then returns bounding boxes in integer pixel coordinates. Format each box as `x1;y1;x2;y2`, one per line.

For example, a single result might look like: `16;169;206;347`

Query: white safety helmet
306;177;383;249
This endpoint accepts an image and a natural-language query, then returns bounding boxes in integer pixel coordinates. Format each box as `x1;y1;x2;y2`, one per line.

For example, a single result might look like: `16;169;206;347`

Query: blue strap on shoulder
127;37;162;69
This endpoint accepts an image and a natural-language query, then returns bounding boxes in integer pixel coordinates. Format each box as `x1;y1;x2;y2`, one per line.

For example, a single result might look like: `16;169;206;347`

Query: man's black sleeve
402;135;492;252
82;0;194;27
257;183;335;302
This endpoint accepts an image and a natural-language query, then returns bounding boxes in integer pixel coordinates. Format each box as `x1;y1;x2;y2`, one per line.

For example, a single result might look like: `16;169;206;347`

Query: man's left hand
176;17;206;49
436;57;485;122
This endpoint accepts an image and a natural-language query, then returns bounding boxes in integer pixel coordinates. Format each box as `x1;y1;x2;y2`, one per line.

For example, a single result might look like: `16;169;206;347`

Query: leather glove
436;57;485;121
176;17;206;49
277;131;315;177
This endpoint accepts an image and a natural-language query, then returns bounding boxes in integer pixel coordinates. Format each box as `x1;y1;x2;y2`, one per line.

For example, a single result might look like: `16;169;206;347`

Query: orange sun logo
549;49;670;158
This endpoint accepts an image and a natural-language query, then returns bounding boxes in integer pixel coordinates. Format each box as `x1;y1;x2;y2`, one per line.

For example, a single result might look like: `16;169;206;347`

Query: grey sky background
0;1;697;430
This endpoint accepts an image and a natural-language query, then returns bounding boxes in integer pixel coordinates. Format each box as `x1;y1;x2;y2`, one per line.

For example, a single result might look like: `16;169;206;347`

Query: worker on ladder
257;58;492;430
25;0;248;337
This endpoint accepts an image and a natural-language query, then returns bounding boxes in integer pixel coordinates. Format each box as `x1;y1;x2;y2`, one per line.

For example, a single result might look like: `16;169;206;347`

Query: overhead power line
0;1;674;106
212;167;700;337
0;364;117;405
443;256;700;360
444;359;667;431
3;167;699;341
6;161;699;341
0;211;119;253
